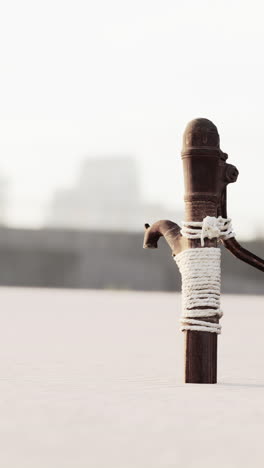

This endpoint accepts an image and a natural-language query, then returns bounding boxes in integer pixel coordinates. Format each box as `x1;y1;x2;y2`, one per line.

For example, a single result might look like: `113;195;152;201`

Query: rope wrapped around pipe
181;216;235;247
174;248;222;333
174;216;235;334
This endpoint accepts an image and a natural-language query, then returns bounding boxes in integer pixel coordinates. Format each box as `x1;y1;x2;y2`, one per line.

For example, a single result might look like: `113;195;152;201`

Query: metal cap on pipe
182;118;220;157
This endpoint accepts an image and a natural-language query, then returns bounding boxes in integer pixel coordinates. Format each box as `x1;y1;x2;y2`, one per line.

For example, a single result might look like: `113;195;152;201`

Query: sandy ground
0;287;263;468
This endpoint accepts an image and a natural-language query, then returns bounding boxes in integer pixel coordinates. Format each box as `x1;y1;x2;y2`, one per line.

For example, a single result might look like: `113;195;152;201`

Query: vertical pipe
181;119;221;383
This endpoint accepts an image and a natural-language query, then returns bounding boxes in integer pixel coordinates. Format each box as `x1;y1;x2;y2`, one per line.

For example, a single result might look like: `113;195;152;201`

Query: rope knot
181;216;235;246
201;216;221;245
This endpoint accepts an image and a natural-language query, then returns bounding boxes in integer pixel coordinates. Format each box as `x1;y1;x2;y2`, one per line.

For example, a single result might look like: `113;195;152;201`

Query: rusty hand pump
143;118;264;384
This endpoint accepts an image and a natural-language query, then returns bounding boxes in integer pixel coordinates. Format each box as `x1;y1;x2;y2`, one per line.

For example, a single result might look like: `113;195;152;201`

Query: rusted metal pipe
143;117;264;384
143;220;183;254
221;238;264;272
219;188;264;271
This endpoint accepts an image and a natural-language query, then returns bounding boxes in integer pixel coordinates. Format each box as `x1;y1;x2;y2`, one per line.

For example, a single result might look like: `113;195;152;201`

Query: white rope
181;216;235;246
174;247;222;334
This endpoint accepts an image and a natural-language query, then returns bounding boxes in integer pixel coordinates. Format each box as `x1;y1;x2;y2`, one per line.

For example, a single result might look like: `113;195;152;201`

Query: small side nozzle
143;220;181;253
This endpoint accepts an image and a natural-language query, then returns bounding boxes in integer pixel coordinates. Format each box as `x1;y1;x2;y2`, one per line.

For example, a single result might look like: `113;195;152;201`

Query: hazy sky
0;0;264;238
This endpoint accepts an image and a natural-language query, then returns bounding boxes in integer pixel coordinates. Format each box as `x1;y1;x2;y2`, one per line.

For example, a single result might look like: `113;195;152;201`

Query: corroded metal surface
143;117;264;383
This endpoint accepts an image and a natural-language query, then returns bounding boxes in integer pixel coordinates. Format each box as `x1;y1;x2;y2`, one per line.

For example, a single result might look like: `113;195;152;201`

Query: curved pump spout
143;220;183;255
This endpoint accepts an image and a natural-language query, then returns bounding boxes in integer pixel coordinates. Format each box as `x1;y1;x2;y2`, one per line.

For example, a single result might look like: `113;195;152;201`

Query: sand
0;287;263;467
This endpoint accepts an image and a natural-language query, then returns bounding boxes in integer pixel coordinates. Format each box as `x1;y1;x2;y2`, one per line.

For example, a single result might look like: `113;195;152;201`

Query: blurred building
0;174;7;225
46;157;181;231
0;226;263;295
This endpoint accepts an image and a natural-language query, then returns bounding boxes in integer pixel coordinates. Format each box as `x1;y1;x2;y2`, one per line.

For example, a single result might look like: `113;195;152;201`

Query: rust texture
143;117;264;384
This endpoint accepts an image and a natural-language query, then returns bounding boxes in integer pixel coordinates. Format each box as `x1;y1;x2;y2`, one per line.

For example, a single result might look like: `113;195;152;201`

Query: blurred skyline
46;157;181;230
1;0;264;239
